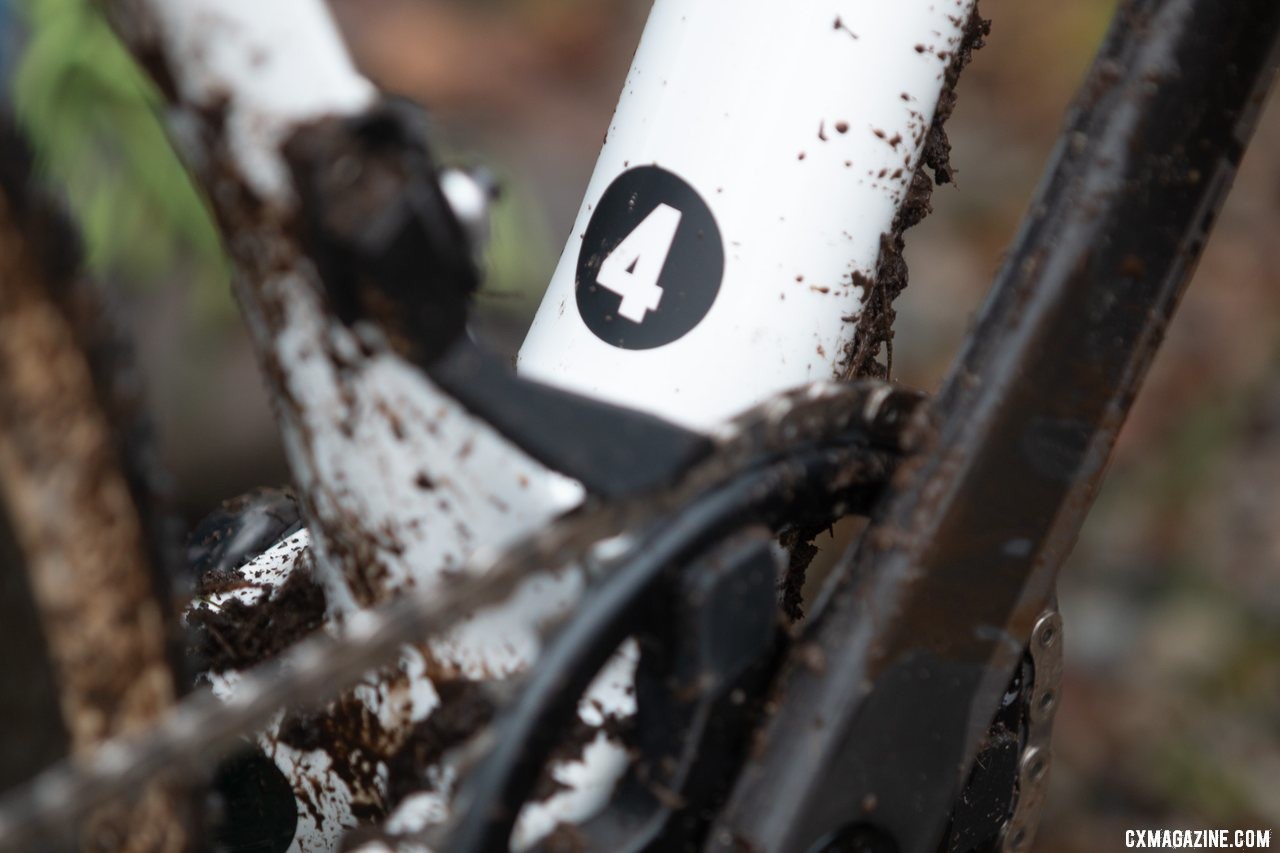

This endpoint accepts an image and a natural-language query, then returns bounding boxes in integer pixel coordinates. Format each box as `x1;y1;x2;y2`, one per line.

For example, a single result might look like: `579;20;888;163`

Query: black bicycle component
936;657;1032;853
284;97;479;368
563;530;778;853
431;339;713;499
209;748;298;853
811;823;899;853
707;2;1280;852
438;440;891;853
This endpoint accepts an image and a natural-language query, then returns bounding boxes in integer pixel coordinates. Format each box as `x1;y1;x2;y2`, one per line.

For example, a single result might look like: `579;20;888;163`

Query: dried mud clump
278;690;396;823
269;669;499;833
188;558;327;673
778;524;822;622
801;8;990;606
383;679;496;809
841;7;991;381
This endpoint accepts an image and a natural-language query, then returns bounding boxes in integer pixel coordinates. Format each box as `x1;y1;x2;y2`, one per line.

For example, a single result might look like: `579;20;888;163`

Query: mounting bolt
1032;611;1061;651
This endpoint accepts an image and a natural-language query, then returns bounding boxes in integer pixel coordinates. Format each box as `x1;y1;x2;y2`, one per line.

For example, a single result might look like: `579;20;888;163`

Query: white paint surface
140;3;602;847
148;0;376;200
520;0;976;428
264;269;584;610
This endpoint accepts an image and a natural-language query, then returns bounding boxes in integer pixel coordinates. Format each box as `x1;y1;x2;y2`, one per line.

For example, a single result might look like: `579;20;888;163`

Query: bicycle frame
519;0;978;429
0;0;1277;851
163;0;981;845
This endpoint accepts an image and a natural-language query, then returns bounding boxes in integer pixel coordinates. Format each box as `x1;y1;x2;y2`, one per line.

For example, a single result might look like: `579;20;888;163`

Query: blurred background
7;0;1279;848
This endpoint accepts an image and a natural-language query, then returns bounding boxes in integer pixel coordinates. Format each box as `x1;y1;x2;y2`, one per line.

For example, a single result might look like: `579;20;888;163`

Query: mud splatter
778;525;822;622
384;679;495;808
839;5;990;381
189;556;327;673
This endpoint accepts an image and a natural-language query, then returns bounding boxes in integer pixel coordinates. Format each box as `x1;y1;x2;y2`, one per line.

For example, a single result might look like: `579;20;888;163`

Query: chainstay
0;379;922;850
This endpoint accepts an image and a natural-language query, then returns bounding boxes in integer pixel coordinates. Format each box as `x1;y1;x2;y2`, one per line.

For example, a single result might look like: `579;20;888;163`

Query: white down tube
519;0;975;427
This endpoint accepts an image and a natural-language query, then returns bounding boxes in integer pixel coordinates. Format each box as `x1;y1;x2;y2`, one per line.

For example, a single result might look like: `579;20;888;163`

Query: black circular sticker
576;166;724;350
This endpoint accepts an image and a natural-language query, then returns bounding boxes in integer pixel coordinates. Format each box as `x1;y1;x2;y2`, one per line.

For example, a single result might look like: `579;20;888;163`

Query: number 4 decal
576;166;723;350
596;203;683;323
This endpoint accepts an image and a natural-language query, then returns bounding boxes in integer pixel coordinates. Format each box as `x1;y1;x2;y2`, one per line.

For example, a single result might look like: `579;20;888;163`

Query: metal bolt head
1021;745;1049;783
1032;611;1061;651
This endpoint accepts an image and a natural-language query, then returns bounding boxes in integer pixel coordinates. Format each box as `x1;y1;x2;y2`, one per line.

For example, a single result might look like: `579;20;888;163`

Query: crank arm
707;3;1280;852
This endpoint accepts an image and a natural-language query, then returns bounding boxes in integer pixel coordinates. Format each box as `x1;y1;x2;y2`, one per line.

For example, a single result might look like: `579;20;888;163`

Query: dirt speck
1119;254;1147;278
833;17;859;40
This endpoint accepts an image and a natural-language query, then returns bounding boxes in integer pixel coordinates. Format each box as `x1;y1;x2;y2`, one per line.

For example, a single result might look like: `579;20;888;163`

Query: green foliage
13;0;228;294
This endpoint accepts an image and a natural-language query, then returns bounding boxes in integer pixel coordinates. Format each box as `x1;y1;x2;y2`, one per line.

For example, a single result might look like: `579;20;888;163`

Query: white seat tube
519;0;977;431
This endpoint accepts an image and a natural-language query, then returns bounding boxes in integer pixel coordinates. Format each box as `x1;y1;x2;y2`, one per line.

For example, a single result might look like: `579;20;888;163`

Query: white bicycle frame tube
120;1;592;848
519;0;975;429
